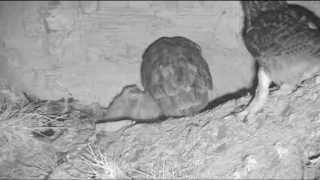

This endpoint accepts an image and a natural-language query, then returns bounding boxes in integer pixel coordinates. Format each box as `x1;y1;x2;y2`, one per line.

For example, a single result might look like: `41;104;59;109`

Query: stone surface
0;63;320;179
0;1;319;107
90;75;320;179
1;1;320;179
0;1;251;107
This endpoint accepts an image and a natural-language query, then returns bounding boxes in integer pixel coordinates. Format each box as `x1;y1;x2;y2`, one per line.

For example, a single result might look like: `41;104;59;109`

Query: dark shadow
201;60;279;113
201;87;251;112
95;115;171;124
201;58;260;112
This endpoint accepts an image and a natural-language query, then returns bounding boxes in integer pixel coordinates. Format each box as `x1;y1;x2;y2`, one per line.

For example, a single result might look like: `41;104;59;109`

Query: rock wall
0;1;319;107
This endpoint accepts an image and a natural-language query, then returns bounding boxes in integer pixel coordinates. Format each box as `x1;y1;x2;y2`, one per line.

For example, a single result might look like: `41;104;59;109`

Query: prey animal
97;36;214;123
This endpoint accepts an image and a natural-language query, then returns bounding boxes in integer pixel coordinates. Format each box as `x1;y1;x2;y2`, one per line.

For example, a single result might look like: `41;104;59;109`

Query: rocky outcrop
89;75;320;179
1;1;320;179
0;1;253;107
1;74;320;179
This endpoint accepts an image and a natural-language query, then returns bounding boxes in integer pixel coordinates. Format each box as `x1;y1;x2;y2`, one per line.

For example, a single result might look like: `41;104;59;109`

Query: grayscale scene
1;1;320;179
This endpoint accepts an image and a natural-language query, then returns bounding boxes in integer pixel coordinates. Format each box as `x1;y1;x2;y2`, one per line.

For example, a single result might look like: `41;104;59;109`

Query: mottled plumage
239;1;320;122
99;36;213;123
141;36;213;117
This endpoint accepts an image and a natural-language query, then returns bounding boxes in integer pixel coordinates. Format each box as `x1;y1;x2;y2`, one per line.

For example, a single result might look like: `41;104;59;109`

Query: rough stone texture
0;1;319;107
1;1;320;179
1;68;320;179
0;1;251;107
47;74;320;179
0;92;96;179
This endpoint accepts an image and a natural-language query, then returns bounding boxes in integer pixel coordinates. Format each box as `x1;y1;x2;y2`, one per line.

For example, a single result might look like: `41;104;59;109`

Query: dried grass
0;85;65;178
78;144;129;179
